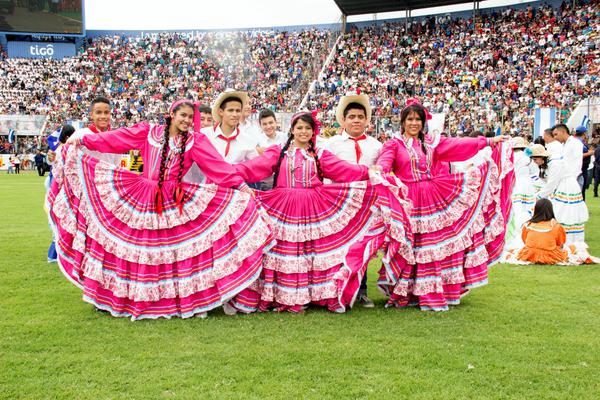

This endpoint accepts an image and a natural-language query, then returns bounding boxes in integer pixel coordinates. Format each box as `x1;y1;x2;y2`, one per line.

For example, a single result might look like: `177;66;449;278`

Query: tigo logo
29;44;55;56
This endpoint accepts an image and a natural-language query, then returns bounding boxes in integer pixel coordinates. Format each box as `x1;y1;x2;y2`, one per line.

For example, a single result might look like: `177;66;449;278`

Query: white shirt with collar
562;135;583;178
202;124;259;164
239;119;262;144
258;131;288;148
545;140;563;160
323;130;382;166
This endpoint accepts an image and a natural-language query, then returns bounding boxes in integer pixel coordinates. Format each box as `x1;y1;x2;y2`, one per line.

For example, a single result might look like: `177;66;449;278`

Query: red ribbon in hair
174;185;185;215
404;98;433;121
155;187;163;216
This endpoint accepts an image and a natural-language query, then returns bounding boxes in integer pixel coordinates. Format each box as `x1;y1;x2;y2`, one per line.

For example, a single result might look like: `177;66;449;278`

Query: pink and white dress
47;122;274;320
376;134;514;311
234;145;411;313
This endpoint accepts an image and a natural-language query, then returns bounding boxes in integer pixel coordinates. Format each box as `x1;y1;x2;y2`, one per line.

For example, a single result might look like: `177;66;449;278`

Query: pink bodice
81;122;244;188
377;135;489;183
235;145;369;188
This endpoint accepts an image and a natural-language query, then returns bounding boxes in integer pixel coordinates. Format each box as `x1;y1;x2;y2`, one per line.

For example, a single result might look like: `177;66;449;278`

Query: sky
84;0;537;30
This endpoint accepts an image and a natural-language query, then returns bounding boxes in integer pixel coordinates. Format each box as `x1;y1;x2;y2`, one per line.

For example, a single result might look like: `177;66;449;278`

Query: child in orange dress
517;199;568;264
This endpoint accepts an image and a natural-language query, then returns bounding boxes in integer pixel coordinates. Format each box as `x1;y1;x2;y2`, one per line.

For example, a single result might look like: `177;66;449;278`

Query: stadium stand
0;1;597;144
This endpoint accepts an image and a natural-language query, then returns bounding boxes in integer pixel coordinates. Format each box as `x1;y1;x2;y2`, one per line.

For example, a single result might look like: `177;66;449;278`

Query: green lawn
1;173;599;399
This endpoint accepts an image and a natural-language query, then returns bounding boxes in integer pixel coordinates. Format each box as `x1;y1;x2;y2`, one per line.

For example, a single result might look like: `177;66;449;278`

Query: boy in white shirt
201;89;259;164
324;92;382;307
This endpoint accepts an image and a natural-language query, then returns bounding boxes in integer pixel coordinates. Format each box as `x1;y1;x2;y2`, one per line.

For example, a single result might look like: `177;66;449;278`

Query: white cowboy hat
335;91;371;126
529;144;550;158
511;136;529;149
211;89;249;123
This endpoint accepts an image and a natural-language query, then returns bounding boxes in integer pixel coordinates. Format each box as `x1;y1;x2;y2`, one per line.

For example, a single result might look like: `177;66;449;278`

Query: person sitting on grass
503;198;598;265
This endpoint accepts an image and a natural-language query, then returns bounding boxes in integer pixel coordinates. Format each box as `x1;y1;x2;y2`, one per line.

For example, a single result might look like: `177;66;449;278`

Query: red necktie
349;135;367;163
217;131;239;157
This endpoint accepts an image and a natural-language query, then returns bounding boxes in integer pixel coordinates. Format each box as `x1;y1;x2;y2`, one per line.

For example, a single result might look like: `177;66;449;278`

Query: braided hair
400;104;428;155
272;135;293;188
156;117;171;193
307;138;324;183
538;157;549;180
156;101;194;214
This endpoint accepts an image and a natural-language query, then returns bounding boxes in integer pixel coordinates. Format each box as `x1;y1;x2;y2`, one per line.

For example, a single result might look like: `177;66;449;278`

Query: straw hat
511;136;529;149
529;144;550;158
335;91;371;126
211;89;249;123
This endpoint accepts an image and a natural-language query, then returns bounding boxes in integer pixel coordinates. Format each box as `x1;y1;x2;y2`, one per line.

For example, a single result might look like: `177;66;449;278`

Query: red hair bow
405;98;433;121
310;110;322;137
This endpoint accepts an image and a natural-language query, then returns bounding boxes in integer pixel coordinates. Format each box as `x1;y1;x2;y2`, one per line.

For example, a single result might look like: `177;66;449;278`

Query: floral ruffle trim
92;160;223;230
266;181;370;242
387;267;465;298
409;167;482;234
260;280;340;307
370;173;415;264
395;159;505;264
73;224;271;302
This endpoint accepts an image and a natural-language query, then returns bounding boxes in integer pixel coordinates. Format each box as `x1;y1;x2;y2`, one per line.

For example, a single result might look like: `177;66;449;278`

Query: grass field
1;173;599;399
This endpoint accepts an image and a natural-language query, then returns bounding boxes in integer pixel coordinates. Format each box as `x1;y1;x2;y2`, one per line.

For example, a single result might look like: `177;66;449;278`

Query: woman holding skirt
49;99;274;320
233;111;413;313
376;98;512;311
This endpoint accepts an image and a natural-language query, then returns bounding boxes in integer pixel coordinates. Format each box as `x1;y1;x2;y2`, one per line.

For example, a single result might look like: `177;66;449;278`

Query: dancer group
503;125;597;265
47;90;514;320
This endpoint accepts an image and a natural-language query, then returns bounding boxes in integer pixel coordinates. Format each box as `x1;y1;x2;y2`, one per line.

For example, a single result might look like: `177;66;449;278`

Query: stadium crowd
0;1;597;142
0;29;334;134
307;2;599;136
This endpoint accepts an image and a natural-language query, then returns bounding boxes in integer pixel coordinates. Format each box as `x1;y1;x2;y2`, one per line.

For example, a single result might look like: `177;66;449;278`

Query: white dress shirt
323;130;382;166
546;140;563;160
562;135;583;178
258;131;288;148
202;125;259;164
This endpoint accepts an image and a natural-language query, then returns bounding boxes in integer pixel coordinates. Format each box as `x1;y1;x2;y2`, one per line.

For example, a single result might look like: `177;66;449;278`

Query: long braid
272;135;293;188
173;129;189;213
308;139;324;182
539;159;548;180
175;129;188;194
417;130;427;155
155;117;171;214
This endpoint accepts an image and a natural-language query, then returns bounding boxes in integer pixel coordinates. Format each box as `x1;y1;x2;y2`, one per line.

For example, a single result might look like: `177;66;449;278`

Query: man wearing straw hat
323;91;382;308
202;89;259;164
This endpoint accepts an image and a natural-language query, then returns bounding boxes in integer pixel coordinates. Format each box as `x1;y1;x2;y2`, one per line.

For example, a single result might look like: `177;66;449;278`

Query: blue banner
7;41;76;59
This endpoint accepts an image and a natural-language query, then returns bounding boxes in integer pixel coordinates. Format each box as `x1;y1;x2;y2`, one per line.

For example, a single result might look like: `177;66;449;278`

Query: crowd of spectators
0;29;335;133
0;136;40;154
307;1;599;136
0;2;597;141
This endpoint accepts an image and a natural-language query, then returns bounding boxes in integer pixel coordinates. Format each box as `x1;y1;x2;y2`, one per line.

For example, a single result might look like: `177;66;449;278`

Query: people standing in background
543;128;562;159
192;103;213;131
6;156;15;174
257;109;287;148
594;144;600;198
13;154;21;174
252;109;287;190
536;124;589;244
574;126;593;200
34;150;46;176
67;96;123;166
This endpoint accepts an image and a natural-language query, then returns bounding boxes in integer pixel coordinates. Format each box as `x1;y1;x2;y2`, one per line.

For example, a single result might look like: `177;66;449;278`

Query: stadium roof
333;0;477;15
